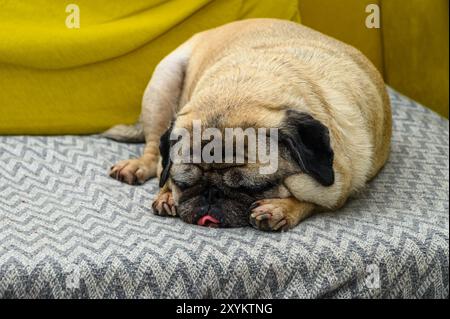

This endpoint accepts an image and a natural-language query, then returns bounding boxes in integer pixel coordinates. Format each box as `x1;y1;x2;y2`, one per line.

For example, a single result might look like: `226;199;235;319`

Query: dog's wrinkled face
169;160;296;227
159;109;334;228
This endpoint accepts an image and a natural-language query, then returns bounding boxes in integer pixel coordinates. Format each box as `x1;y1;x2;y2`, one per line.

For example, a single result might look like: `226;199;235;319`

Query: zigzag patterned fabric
0;88;448;298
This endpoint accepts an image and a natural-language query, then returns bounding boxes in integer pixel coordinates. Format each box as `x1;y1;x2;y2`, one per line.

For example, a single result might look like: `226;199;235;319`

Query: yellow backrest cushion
0;0;300;134
298;0;384;74
382;0;449;118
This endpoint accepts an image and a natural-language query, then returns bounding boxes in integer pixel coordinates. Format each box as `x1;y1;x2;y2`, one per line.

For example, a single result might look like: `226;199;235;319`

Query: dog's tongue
197;215;219;227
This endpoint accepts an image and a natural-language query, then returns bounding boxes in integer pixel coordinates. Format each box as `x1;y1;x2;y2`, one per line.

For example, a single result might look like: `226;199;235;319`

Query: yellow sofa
0;0;447;135
299;0;449;118
0;0;300;134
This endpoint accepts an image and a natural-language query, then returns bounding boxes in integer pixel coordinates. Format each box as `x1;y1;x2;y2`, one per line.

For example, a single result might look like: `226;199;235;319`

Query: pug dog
104;19;392;231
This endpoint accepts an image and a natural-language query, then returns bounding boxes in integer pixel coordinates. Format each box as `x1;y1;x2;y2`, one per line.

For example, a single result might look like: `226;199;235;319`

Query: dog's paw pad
249;201;290;232
152;191;177;217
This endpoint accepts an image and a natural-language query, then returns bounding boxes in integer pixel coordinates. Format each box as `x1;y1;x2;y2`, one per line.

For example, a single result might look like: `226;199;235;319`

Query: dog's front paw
109;158;156;185
249;199;290;232
152;191;177;217
249;198;315;232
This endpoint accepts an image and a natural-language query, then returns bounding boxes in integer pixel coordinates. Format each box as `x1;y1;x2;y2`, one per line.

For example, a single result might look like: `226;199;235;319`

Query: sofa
0;88;448;298
0;1;448;298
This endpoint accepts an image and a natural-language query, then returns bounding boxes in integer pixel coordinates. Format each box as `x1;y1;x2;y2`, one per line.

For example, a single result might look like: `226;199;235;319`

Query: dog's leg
249;198;315;231
109;38;196;185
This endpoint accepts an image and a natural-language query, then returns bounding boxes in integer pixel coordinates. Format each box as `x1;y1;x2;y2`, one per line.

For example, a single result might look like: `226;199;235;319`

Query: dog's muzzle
193;187;224;227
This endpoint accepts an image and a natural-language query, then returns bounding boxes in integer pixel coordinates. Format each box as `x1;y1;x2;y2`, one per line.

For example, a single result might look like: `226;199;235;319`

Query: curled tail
101;121;145;143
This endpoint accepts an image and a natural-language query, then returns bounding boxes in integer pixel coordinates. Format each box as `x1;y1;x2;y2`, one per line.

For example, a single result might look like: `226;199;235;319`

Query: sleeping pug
104;19;392;231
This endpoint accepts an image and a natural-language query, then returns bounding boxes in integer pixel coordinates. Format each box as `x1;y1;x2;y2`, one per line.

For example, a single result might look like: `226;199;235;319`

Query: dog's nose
207;187;222;203
197;214;220;227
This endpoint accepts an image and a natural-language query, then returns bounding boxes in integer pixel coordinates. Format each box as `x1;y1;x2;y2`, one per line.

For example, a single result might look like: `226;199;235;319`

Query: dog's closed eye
170;164;202;189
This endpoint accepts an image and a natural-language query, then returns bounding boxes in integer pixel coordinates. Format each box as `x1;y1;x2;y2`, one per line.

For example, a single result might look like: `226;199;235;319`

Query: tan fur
250;198;315;231
108;19;392;230
180;19;391;210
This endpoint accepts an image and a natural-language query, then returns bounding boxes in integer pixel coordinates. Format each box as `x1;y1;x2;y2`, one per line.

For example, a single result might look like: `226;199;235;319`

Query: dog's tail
101;117;145;143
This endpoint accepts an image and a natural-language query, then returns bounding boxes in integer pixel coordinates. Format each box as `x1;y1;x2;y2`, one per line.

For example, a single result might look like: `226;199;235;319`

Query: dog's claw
163;203;171;215
255;213;272;221
273;219;287;231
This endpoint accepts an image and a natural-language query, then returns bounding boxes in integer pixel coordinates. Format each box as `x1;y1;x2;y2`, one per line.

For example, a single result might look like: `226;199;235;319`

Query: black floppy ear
280;110;334;186
159;124;173;187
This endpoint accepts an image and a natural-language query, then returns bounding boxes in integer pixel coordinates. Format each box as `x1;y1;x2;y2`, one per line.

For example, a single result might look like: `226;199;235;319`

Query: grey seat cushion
0;88;448;298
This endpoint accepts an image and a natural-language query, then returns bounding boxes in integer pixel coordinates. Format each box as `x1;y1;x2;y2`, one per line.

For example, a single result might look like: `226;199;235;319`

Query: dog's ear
280;110;334;186
159;123;174;187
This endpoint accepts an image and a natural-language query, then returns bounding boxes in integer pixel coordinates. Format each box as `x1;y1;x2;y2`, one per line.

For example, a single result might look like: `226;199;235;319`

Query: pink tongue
198;215;219;226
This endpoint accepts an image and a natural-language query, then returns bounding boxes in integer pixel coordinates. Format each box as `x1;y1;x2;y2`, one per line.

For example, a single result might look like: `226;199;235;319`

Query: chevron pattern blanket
0;89;448;298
